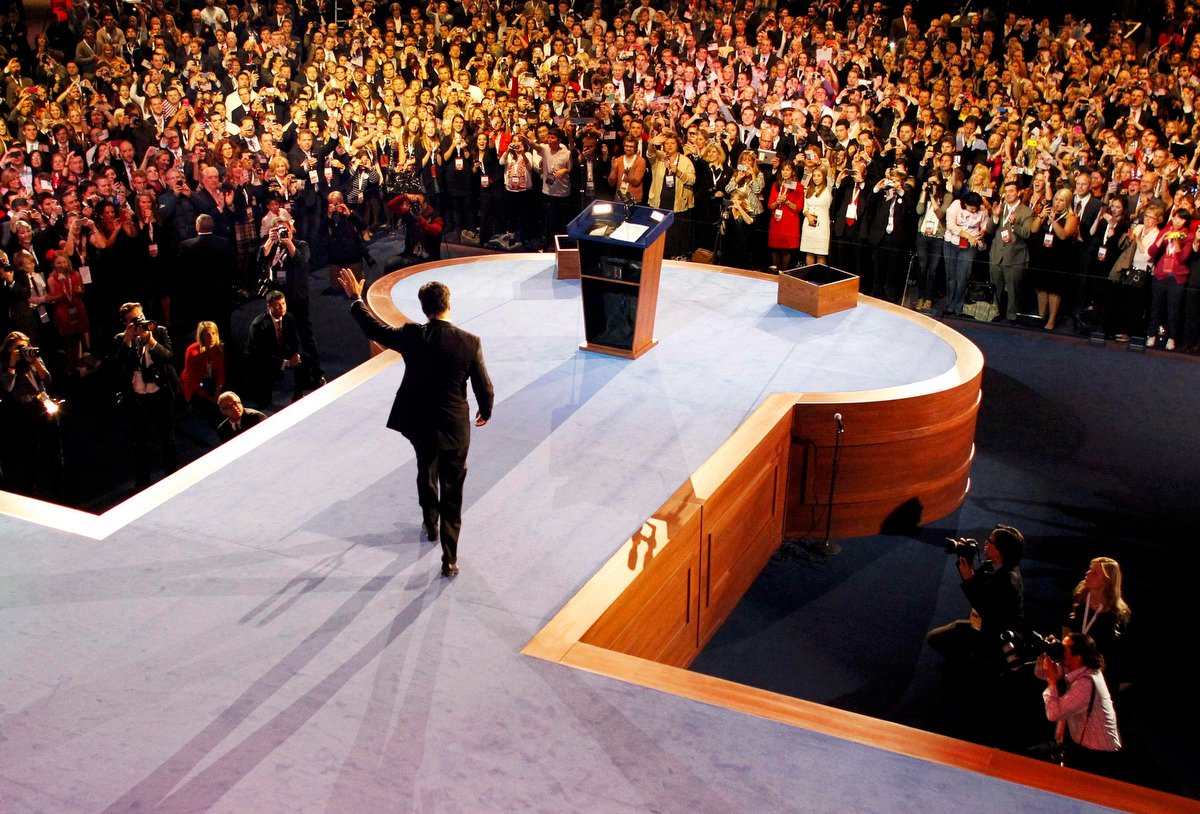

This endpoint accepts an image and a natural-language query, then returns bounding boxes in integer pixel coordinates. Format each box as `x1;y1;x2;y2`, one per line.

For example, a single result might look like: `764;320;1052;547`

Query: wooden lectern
568;202;674;359
778;263;859;317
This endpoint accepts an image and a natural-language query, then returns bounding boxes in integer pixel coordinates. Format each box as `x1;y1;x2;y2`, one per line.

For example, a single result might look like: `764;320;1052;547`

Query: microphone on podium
834;412;844;433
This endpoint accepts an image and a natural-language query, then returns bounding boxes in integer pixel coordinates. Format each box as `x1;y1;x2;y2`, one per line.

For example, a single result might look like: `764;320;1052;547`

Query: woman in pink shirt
1145;209;1192;349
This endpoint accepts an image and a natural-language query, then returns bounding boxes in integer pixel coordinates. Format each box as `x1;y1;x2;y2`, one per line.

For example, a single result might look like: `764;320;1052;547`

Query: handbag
1120;267;1148;288
1107;236;1136;283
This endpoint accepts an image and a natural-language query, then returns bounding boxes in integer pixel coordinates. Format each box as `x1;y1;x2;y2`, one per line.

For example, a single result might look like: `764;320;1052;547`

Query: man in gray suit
988;180;1033;322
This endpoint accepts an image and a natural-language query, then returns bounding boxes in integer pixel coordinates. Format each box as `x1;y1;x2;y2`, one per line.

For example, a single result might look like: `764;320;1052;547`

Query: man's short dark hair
266;290;286;304
990;525;1025;565
418;281;450;317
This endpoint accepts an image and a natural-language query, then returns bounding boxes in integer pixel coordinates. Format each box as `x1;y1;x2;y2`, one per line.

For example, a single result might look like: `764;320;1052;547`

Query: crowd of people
1;0;1196;499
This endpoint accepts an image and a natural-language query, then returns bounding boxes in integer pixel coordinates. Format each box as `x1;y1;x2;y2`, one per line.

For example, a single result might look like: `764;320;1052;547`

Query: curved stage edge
364;255;1183;814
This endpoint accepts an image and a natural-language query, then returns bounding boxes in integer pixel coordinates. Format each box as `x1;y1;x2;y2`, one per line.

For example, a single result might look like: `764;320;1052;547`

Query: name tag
1001;228;1011;243
773;208;783;221
480;175;490;188
78;265;92;285
1097;246;1107;261
1043;231;1054;247
455;157;464;171
665;175;675;188
846;201;857;220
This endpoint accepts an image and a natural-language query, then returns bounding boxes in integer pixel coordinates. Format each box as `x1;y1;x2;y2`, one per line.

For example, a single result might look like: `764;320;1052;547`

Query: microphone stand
814;412;844;557
776;412;844;561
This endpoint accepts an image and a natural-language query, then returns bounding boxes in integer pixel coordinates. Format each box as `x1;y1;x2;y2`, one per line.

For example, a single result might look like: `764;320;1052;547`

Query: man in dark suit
174;214;237;348
339;269;494;577
866;169;917;303
246;290;322;408
111;302;181;487
216;391;267;441
831;161;876;293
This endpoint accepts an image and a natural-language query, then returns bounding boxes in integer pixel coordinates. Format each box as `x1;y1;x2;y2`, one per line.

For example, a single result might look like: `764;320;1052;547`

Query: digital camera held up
944;536;980;563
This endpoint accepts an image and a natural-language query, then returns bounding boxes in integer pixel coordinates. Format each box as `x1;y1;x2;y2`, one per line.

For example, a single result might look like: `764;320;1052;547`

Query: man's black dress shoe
441;562;459;577
423;521;439;541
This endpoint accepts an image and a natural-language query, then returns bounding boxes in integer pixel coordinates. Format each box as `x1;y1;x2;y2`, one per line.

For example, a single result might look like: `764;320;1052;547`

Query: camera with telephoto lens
20;346;41;362
944;536;980;562
133;317;157;332
1026;630;1065;662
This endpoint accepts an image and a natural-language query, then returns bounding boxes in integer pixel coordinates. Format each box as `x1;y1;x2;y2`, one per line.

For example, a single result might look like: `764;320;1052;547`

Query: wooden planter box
555;234;580;279
778;264;859;317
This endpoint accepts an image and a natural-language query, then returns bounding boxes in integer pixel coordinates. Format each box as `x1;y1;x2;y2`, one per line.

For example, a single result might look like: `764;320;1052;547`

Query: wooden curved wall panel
785;371;982;539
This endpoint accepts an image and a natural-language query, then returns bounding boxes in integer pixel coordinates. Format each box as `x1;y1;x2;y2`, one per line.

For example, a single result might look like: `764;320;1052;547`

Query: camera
133;317;157;332
20;346;41;362
1026;630;1066;662
944;536;979;562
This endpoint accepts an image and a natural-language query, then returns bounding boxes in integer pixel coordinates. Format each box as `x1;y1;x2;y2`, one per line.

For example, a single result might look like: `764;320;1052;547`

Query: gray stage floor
1;258;1106;812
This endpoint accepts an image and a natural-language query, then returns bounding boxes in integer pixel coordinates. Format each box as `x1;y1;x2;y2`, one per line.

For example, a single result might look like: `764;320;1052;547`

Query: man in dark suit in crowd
216;391;267;441
831;159;876;293
245;290;322;408
111;302;180;488
866;168;916;303
339;268;494;577
175;214;237;347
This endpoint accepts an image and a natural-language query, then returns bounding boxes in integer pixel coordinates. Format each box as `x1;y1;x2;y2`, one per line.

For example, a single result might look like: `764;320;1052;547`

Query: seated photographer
111;303;180;488
1037;633;1122;775
0;331;64;498
1064;557;1132;690
927;525;1025;668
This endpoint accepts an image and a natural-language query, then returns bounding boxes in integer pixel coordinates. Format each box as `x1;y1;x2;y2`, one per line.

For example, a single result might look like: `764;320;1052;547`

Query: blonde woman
1029;187;1079;331
722;149;763;268
1064;558;1132;689
181;320;227;425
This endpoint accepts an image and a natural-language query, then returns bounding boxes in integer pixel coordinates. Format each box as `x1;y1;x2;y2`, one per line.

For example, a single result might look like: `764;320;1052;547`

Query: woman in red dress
45;252;93;375
767;161;804;273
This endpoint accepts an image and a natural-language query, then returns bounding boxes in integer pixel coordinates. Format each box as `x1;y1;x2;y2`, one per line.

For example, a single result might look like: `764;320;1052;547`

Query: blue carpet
0;259;1112;812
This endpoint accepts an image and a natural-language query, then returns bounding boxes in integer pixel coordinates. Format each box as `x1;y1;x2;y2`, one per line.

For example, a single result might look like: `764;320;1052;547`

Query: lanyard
1081;595;1099;636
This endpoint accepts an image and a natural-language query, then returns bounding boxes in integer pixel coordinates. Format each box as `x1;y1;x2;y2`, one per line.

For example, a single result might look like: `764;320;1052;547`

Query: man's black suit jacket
350;300;494;450
217;407;267;441
176;232;237;337
247;310;302;373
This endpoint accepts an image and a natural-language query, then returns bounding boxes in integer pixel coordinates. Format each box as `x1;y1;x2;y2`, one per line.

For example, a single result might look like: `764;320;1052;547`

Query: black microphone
834;412;844;433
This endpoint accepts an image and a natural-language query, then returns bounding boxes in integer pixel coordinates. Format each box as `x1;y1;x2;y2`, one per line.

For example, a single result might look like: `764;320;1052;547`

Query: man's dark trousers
412;434;468;566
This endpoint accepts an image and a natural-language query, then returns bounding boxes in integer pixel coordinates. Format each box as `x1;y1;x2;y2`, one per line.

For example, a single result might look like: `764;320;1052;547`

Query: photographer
323;190;369;292
0;331;64;498
1036;633;1122;775
927;525;1025;667
259;219;321;383
111;302;179;488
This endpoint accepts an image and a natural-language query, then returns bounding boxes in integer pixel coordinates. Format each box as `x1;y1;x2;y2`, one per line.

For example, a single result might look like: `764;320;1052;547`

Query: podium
778;263;859;318
568;202;674;359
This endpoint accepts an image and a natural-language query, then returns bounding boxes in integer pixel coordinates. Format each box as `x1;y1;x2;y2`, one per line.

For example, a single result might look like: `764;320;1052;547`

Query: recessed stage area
2;256;1170;812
